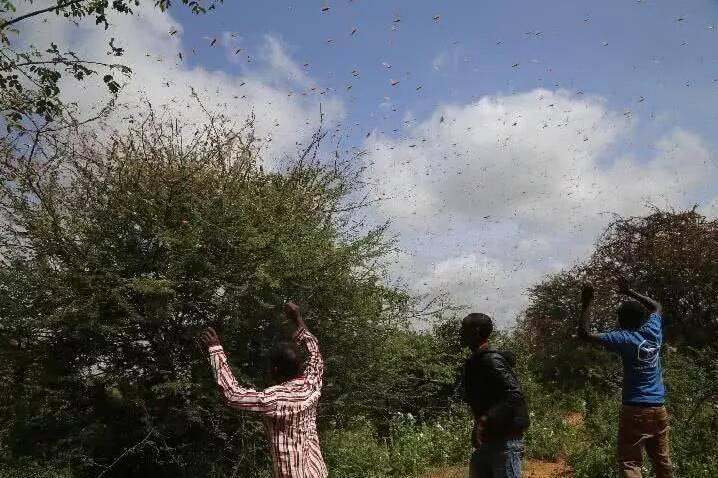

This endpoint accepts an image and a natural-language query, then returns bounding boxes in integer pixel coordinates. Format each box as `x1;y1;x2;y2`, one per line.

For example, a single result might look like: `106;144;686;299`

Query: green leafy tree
0;0;221;132
520;209;718;388
518;209;718;477
0;106;416;477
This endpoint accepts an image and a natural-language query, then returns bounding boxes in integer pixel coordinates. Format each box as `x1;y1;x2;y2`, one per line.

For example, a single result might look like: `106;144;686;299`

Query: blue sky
21;0;718;325
170;0;718;152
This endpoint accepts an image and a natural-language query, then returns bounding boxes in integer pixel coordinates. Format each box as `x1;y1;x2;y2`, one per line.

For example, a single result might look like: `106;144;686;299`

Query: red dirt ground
425;458;571;478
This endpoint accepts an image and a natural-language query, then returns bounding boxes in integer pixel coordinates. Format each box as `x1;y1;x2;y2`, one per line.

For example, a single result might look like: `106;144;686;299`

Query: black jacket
463;348;530;438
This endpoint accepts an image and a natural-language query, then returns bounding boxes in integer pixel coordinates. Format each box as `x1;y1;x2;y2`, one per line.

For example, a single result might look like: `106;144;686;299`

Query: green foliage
0;0;221;131
1;102;717;478
518;209;718;477
520;210;718;390
385;413;470;477
353;326;464;424
661;350;718;477
323;419;392;478
521;379;584;460
0;460;74;478
323;412;471;478
0;108;418;477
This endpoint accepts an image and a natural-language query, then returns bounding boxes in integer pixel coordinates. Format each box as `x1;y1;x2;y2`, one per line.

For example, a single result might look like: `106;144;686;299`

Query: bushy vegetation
518;210;718;477
3;2;717;477
323;412;471;478
0;109;447;477
322;210;718;478
0;102;716;478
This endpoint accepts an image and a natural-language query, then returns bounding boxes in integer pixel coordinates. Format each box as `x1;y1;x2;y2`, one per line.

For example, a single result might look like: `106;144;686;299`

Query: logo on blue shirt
636;339;660;369
598;312;666;404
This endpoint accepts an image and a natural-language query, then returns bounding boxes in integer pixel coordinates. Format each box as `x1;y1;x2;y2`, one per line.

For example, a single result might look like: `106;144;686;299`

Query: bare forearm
577;306;597;340
577;304;603;344
578;306;590;338
625;289;662;313
284;301;306;335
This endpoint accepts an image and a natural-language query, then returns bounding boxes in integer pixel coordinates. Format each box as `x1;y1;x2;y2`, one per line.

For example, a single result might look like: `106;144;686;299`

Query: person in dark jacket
461;313;530;478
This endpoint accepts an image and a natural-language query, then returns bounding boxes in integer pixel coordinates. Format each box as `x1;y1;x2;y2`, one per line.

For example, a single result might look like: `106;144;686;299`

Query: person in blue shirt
577;280;672;478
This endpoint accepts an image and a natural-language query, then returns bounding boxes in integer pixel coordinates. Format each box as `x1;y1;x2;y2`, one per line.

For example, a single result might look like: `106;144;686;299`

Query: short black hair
617;300;648;330
268;342;303;381
463;313;494;340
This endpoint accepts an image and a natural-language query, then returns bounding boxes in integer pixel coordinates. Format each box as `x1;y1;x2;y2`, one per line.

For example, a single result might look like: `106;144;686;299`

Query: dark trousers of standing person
469;437;523;478
618;405;672;478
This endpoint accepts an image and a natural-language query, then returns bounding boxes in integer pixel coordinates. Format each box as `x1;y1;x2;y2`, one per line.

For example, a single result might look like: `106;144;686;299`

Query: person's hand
617;276;631;295
199;327;221;349
284;301;306;330
581;284;594;308
472;416;487;449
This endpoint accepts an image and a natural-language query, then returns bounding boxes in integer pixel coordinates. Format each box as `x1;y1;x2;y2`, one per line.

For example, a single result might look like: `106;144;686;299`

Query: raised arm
200;327;281;416
618;278;662;315
285;302;324;389
295;328;324;387
577;284;605;345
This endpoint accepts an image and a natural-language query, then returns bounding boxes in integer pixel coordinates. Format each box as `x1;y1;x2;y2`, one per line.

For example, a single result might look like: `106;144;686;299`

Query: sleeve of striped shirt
293;327;324;389
207;345;280;415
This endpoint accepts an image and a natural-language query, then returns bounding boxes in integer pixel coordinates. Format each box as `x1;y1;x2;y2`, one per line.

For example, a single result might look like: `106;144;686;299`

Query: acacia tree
519;210;717;455
521;209;718;369
519;210;718;476
0;0;221;132
522;209;718;382
0;107;417;477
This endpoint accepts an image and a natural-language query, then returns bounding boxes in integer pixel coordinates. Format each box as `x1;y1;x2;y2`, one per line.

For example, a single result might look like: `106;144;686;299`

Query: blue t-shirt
598;312;666;404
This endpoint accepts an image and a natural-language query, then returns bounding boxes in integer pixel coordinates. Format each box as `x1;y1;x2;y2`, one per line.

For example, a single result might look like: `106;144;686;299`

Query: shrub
323;412;471;478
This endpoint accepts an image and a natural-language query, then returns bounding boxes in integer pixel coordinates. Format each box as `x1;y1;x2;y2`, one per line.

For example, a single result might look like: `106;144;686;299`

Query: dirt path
425;459;570;478
426;412;580;478
524;459;570;478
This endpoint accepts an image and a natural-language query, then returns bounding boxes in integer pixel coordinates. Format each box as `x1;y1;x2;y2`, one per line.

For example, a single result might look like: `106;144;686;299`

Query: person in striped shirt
199;302;328;478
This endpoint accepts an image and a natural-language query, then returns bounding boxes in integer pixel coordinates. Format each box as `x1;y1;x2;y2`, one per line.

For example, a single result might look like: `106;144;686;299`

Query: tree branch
13;59;126;70
0;0;86;30
96;429;153;478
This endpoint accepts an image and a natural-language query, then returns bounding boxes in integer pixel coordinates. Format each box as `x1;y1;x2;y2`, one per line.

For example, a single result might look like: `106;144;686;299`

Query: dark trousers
469;438;523;478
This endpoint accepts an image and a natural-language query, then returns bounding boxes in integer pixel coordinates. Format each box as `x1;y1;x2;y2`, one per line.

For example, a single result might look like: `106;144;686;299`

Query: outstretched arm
200;327;280;415
577;284;605;345
618;278;662;315
285;302;323;389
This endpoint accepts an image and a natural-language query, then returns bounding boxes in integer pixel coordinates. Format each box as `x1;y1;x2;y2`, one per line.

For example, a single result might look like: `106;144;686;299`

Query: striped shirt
207;328;328;478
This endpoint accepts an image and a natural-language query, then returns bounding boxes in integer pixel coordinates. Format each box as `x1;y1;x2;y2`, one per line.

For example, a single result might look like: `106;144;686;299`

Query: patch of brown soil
425;459;571;478
525;458;571;477
423;465;465;478
564;412;585;428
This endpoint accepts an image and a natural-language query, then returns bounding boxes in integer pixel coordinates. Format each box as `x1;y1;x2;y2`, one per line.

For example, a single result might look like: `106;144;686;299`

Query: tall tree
520;208;718;393
0;107;413;477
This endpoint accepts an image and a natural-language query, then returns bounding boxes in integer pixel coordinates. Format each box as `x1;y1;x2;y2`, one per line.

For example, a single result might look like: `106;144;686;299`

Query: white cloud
369;89;717;326
259;34;315;89
368;90;629;229
703;198;718;218
16;4;344;163
420;254;545;321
